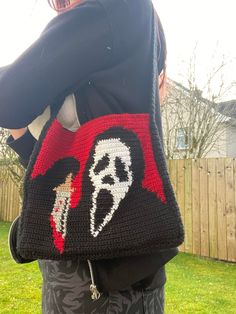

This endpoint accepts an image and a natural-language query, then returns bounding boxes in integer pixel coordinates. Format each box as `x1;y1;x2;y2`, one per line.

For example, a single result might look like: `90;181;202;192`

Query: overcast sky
154;0;236;99
0;0;235;100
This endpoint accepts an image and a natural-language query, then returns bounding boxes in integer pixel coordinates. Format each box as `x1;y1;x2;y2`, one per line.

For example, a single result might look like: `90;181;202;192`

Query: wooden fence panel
184;159;192;253
207;158;218;259
199;159;209;257
0;166;21;222
233;160;236;262
169;158;235;262
216;159;227;260
192;159;201;255
169;159;177;196
225;158;236;262
176;159;185;252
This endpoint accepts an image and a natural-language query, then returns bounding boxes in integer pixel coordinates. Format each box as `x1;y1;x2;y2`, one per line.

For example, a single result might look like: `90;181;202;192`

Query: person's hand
9;128;27;140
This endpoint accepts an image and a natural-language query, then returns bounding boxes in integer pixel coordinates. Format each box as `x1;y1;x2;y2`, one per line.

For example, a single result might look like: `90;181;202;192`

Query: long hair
155;13;167;88
48;0;81;12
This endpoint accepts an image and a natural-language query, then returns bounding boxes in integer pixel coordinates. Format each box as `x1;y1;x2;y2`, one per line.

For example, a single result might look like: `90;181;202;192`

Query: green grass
165;251;236;313
0;221;236;314
0;222;41;314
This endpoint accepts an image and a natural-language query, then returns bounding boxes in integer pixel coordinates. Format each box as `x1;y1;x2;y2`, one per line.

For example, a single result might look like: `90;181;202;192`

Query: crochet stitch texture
17;113;184;260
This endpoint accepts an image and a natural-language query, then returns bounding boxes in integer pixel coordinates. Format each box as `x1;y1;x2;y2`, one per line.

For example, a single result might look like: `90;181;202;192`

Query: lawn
0;221;236;314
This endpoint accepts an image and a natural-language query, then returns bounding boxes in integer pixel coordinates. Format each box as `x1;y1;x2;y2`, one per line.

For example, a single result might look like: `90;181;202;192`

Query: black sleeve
0;66;9;77
0;1;113;128
6;130;36;168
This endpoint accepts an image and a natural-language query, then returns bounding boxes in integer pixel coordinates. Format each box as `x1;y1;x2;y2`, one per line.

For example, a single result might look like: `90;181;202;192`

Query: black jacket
1;0;178;289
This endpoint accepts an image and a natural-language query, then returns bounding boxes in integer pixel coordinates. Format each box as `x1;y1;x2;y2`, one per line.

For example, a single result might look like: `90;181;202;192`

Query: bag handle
150;9;158;115
150;10;164;143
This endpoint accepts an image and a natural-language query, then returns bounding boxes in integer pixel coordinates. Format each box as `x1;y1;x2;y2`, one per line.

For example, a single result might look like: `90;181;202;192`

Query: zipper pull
90;284;101;301
87;260;101;301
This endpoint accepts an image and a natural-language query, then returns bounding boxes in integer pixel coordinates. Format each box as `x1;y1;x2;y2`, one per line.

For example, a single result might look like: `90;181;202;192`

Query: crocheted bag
16;11;184;262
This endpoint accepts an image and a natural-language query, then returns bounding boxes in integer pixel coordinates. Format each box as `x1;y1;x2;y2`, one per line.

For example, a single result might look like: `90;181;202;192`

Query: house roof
216;100;236;119
167;78;236;125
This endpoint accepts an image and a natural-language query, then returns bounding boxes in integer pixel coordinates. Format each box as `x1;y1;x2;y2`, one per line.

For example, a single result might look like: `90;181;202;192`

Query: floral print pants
38;259;165;314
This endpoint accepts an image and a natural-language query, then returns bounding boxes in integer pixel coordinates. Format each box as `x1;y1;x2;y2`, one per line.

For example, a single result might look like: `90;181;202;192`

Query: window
175;128;190;150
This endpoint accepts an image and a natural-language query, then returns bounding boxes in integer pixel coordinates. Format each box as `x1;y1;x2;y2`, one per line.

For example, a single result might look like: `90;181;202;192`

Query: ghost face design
89;138;133;237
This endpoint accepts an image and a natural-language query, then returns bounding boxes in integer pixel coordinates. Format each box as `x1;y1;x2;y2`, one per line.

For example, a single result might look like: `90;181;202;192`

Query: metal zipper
87;260;101;301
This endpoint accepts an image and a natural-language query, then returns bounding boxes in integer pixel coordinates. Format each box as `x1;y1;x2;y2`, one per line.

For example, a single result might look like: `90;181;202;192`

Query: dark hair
155;13;167;88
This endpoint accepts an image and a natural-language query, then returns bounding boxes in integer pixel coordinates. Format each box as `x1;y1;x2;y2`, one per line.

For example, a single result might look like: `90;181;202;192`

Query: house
161;79;236;159
214;100;236;157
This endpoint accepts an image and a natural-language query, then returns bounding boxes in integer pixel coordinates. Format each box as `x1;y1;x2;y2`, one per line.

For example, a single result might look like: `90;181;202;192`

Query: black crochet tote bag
16;10;184;262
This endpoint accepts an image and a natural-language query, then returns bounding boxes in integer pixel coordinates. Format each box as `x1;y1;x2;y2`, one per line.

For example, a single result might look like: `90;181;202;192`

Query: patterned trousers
38;259;165;314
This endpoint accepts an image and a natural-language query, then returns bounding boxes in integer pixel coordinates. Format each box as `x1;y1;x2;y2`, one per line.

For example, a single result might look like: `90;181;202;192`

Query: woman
0;0;179;313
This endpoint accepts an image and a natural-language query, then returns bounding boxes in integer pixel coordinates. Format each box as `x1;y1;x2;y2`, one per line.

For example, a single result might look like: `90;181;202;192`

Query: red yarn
48;0;82;12
50;214;65;253
31;114;167;212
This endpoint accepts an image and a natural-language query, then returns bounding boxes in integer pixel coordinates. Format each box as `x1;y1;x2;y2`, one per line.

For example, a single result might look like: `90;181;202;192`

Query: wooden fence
167;158;236;263
0;158;236;262
0;166;21;222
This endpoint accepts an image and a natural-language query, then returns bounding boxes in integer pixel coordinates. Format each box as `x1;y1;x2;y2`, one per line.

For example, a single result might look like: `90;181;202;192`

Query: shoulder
96;0;153;60
42;0;110;34
43;0;152;35
42;0;153;59
96;0;152;20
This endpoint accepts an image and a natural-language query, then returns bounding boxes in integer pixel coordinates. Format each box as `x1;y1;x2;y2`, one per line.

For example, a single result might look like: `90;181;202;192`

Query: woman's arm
7;129;36;168
0;2;113;128
0;0;151;129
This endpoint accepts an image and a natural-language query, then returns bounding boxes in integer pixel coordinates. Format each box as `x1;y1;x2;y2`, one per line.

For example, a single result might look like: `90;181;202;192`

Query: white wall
226;126;236;157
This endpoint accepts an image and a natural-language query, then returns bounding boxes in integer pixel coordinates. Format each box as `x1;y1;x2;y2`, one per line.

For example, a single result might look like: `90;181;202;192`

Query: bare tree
0;128;24;195
161;55;236;159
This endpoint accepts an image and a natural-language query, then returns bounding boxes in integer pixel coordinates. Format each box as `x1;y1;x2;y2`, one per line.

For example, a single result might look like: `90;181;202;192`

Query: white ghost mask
89;138;133;237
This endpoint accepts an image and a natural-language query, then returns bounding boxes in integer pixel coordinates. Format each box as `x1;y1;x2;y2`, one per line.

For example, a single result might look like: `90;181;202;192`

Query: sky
0;0;235;100
154;0;236;100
